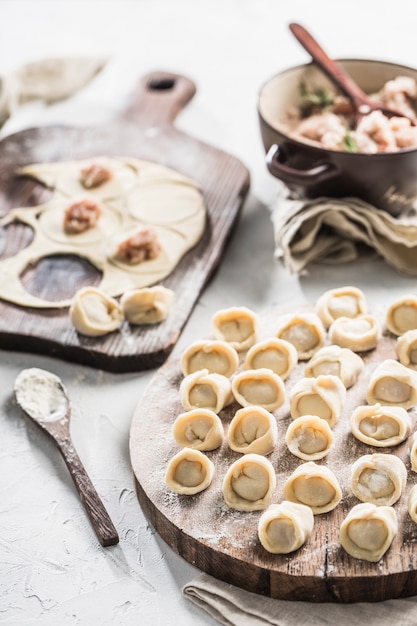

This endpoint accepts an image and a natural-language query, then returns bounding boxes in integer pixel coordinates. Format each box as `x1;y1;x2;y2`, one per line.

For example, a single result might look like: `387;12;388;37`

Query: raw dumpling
304;345;364;389
350;453;407;506
386;294;417;336
350;403;411;447
316;286;367;328
289;375;346;427
340;502;398;562
408;484;417;523
243;337;298;380
283;461;342;514
258;501;314;554
285;415;334;461
365;359;417;409
69;286;124;336
212;306;259;351
120;286;174;324
409;431;417;472
222;453;276;511
172;408;224;451
231;368;286;412
165;448;215;495
328;315;381;352
180;369;233;413
227;406;277;455
181;339;239;378
396;329;417;371
275;312;325;360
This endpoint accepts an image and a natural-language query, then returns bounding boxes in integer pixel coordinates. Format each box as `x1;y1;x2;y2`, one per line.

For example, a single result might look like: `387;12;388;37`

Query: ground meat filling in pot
285;76;417;153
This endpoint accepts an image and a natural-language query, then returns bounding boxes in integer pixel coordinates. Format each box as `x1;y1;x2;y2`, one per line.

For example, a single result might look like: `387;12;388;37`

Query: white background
1;1;417;625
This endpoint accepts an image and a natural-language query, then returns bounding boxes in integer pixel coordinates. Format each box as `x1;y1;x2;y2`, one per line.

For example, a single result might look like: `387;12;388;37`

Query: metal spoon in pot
289;22;416;126
14;367;119;547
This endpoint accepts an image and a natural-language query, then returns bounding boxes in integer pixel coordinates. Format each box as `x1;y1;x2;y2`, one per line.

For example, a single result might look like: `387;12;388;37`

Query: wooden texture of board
130;306;417;603
0;71;250;372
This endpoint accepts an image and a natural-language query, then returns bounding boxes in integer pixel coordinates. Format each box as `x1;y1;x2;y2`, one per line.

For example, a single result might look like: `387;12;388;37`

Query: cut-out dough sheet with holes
0;156;206;308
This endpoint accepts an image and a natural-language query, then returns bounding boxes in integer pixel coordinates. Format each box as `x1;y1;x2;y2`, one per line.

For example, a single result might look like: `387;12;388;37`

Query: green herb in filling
299;82;335;110
339;132;358;152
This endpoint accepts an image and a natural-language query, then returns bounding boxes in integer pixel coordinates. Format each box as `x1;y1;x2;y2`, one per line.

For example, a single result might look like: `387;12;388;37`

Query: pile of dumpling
164;287;417;562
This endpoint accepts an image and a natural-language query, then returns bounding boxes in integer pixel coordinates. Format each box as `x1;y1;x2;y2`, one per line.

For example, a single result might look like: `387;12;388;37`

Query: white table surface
1;1;417;624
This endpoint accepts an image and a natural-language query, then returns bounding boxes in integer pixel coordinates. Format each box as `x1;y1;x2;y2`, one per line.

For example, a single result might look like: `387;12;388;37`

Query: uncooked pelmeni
120;286;174;324
283;461;342;514
165;448;215;495
304;345;364;389
0;156;206;308
328;315;381;352
179;369;233;413
243;337;298;380
222;453;276;511
285;415;334;461
211;307;259;352
289;374;346;427
227;406;278;456
386;294;417;336
365;358;417;409
396;329;417;371
172;408;224;451
350;453;407;506
408;484;417;523
181;339;239;378
258;501;314;554
275;312;325;360
315;286;367;328
69;286;124;336
350;403;411;447
340;502;398;562
231;368;286;412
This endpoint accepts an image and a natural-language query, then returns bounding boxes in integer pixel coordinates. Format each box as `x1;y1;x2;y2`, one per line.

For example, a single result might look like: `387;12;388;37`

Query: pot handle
266;144;338;185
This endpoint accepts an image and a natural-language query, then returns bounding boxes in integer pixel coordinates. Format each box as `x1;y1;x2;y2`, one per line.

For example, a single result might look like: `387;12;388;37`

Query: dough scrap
0;156;206;308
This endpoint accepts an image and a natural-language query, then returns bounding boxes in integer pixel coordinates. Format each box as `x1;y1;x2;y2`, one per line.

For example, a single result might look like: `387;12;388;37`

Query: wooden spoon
289;22;416;126
14;367;119;547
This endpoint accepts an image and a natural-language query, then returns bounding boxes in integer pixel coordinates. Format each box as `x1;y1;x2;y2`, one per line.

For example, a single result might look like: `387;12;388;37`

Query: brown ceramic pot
258;59;417;216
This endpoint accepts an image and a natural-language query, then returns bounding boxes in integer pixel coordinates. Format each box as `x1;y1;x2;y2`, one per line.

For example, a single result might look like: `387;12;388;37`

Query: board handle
122;71;197;127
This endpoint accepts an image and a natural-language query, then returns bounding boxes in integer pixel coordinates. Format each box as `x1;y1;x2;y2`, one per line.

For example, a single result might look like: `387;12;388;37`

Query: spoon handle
289;22;368;108
59;438;119;547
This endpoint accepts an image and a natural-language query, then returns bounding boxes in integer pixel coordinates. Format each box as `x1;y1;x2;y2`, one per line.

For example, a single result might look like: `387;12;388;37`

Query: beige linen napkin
0;56;107;126
184;572;417;626
271;193;417;276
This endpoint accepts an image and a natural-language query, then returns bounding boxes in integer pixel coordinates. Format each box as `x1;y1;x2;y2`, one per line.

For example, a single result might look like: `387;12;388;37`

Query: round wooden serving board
130;306;417;603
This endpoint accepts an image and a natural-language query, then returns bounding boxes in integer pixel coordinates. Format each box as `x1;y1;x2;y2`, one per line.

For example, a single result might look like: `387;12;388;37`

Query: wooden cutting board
130;306;417;603
0;71;250;372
